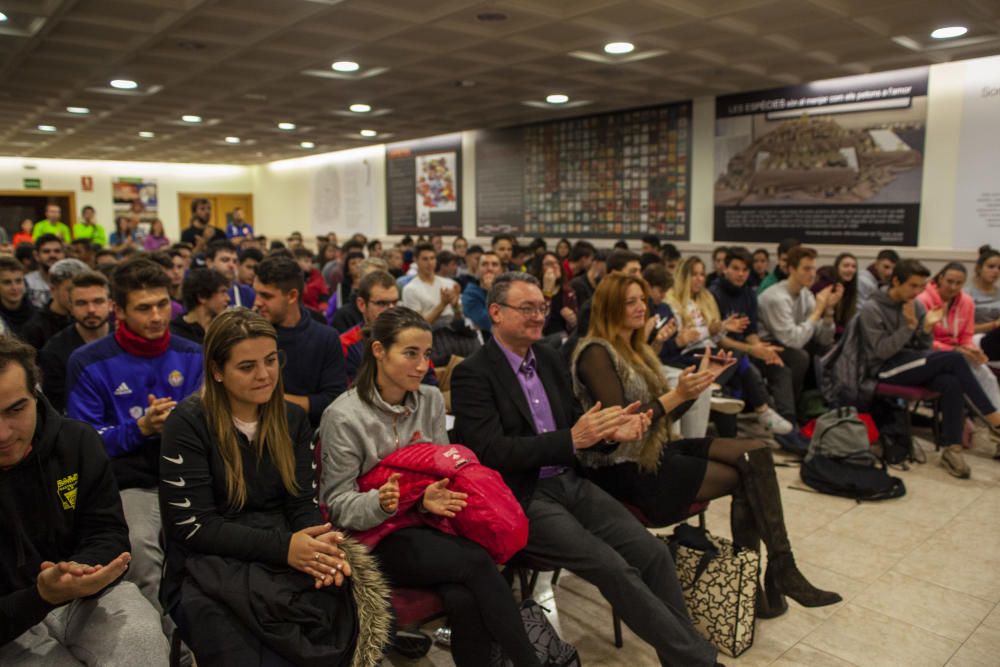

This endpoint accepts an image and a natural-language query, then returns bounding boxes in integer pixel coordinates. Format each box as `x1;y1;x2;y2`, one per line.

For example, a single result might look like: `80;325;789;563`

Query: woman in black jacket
160;308;390;667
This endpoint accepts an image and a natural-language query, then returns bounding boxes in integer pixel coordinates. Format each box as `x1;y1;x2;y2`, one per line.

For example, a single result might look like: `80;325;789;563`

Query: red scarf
115;321;171;358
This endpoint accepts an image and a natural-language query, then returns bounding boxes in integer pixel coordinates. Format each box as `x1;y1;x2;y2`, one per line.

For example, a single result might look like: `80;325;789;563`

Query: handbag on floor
662;523;759;658
489;599;580;667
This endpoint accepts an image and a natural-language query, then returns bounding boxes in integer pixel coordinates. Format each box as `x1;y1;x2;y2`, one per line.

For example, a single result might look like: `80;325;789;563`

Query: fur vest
570;337;671;472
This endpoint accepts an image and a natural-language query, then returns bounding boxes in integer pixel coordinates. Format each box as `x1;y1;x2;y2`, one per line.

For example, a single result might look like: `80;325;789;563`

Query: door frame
177;192;253;232
0;190;78;226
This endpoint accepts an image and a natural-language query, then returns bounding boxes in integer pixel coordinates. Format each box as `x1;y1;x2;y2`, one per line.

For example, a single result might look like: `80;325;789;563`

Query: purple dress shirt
496;339;567;478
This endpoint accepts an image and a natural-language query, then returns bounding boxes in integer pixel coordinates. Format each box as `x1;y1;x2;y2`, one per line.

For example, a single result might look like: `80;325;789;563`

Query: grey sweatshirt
757;279;835;349
858;289;932;377
319;384;447;532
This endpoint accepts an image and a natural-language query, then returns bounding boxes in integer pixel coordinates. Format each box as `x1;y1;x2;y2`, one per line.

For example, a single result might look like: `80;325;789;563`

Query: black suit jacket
452;338;580;508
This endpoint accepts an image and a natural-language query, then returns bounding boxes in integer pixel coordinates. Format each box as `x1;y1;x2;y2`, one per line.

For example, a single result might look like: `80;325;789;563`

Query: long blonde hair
667;256;720;328
202;308;298;509
588;273;669;396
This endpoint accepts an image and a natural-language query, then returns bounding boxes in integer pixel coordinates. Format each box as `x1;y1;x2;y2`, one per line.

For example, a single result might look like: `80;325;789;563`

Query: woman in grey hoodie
319;307;541;667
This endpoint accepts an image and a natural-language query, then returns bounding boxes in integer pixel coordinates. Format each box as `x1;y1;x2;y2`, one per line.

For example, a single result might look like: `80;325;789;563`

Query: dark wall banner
714;67;928;246
386;133;462;235
476;103;691;240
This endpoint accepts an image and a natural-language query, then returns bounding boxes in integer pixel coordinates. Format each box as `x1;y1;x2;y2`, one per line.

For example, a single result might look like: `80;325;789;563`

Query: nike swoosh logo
176;516;196;525
164;478;186;487
186;524;201;540
169;498;191;509
162;454;184;465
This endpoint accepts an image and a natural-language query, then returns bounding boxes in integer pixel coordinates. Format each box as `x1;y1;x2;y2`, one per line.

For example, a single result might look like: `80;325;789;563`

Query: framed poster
386;133;462;234
476;103;691;240
113;177;159;234
714;67;928;246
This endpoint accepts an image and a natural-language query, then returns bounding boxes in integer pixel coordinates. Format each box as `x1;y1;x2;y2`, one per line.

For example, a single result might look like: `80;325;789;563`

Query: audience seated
811;253;859;336
492;234;517;272
711;248;806;445
179;198;224;252
22;258;88;350
565;240;596;283
160;309;389;665
758;246;841;423
461;250;503;334
171;268;231;344
756;237;799;295
574;271;841;617
237;246;262;288
0;336;169;665
856;248;898;306
25;234;66;310
750;248;770;289
321;307;540;667
332;257;387;332
402;243;462;329
568;247;605;307
528;251;578;338
968;245;1000;360
0;256;36;337
65;258;204;640
859;259;1000;478
253;254;347;428
39;271;112;413
668;255;793;434
452;272;721;667
206;240;255;309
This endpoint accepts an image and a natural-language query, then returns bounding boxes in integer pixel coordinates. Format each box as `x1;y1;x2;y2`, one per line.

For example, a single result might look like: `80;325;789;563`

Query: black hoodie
0;297;36;338
0;398;130;645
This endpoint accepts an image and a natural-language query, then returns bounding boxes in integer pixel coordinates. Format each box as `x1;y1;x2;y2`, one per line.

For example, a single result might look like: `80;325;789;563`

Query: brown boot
737;448;842;609
730;488;787;619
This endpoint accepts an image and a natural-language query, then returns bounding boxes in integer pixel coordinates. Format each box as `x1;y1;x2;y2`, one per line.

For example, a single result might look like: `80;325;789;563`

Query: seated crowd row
1;224;1000;667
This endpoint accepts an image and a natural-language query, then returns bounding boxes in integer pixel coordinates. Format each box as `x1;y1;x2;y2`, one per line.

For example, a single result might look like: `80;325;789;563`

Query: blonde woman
160;309;389;666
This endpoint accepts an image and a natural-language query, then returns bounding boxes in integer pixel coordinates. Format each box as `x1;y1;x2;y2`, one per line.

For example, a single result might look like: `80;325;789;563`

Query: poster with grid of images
476;103;691;239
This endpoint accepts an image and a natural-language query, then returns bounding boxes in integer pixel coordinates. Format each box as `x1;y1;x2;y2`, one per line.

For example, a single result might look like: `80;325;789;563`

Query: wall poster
112;177;158;234
385;133;462;235
953;55;1000;249
714;67;928;246
476;103;691;240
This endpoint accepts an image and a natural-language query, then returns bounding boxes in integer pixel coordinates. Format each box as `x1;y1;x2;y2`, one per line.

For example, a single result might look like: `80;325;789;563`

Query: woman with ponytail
319;306;541;667
160;308;390;666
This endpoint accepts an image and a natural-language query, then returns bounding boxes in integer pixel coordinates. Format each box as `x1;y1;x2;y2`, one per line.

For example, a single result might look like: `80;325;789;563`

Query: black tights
694;438;769;502
373;528;540;667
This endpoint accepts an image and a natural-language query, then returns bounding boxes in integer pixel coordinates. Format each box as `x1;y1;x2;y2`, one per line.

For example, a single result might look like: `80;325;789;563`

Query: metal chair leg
550;568;562;588
612;609;623;648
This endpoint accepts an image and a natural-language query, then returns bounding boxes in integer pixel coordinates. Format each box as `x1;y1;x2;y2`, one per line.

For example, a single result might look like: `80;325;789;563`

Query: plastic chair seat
875;383;941;402
392;588;446;629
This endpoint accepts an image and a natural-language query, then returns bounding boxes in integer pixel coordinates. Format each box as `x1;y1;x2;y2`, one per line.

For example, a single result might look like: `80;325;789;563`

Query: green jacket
32;220;71;243
72;222;107;246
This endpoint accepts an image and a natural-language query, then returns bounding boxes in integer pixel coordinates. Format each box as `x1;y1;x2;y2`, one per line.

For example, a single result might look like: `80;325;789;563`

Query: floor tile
793;528;907;584
800;603;960;667
892;538;1000;604
771;644;859;667
980;603;1000;630
946;625;1000;667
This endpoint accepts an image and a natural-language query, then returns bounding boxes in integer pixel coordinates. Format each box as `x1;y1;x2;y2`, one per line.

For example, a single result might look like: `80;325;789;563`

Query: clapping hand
378;473;401;513
722;314;750;333
924;306;945;331
422;479;468;518
37;553;131;605
676;365;715;401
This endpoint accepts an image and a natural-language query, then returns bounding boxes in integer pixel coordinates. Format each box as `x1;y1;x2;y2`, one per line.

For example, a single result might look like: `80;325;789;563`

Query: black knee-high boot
730;487;787;619
736;448;842;609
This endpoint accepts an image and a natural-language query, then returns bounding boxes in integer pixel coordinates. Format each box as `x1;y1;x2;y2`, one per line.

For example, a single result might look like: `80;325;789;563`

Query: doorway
0;190;77;241
177;193;254;235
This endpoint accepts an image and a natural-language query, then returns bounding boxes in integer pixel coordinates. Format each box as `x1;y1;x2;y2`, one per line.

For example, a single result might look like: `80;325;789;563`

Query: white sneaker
758;407;794;435
710;392;745;415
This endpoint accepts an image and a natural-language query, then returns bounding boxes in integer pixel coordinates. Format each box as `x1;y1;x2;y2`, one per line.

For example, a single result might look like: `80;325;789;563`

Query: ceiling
0;0;998;165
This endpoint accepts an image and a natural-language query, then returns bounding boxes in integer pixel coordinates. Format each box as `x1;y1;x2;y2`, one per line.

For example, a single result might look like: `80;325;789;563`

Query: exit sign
23;178;41;189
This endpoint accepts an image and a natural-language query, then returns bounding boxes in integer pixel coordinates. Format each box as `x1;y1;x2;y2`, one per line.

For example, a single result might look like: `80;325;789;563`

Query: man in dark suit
452;272;719;667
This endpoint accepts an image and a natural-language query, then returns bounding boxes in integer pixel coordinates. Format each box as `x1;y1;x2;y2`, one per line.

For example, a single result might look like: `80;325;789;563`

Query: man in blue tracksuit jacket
66;258;202;641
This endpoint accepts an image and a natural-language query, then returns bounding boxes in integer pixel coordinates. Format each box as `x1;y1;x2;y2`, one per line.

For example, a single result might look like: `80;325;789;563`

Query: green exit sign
23;178;41;189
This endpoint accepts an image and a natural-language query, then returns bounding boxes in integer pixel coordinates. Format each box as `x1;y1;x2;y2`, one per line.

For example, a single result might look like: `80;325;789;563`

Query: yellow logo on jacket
57;473;78;510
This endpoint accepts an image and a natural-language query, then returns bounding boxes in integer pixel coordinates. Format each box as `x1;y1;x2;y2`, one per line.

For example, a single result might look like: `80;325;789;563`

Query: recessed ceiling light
331;61;360;72
109;79;138;90
300;141;315;149
349;103;372;113
181;115;202;123
930;26;968;39
277;122;296;130
360;129;377;137
138;131;155;138
38;125;57;132
66;106;90;114
546;94;569;104
0;12;8;22
604;41;635;54
224;136;240;144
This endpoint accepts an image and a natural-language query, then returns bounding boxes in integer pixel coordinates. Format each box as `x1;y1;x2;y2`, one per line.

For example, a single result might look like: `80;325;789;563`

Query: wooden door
0;190;76;239
177;193;253;234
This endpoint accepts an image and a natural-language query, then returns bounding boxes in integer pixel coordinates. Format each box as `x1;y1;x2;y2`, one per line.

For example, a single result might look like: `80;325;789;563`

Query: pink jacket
916;281;975;350
354;443;528;563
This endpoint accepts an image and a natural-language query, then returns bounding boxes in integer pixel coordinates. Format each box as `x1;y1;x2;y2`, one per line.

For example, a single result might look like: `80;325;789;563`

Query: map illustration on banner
714;67;928;246
476;103;691;240
112;177;158;231
386;134;462;235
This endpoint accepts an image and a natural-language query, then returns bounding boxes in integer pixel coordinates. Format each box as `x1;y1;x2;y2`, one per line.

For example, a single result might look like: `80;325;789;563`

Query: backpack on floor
870;398;922;466
806;407;877;465
489;599;580;667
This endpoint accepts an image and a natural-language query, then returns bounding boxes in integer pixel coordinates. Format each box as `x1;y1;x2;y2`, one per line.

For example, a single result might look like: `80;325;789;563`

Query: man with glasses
452;272;719;667
339;270;438;386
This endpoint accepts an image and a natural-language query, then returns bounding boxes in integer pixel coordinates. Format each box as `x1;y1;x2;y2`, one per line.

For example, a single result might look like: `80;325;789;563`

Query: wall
0;157;252;240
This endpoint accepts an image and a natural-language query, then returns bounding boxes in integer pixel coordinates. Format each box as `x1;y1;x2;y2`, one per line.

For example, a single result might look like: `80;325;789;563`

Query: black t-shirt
180;223;224;246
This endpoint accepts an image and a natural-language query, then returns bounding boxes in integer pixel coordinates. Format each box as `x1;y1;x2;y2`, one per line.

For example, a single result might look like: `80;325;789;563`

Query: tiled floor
388;424;1000;667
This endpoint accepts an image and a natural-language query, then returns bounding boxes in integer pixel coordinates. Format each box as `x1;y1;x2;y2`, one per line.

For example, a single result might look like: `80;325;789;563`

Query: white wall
0;157;252;240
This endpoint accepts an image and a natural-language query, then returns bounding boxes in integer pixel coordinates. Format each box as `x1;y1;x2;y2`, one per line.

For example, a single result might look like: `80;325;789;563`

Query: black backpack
800;455;906;501
870;398;923;466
